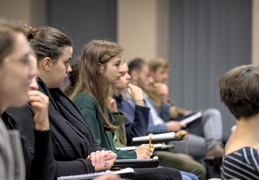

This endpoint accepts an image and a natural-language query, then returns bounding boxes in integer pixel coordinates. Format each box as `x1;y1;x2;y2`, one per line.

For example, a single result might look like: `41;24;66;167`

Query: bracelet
135;99;143;102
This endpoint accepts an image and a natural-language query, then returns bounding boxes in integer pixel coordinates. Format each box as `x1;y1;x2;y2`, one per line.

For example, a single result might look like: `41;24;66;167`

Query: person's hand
28;90;49;130
153;83;169;104
127;83;144;106
93;174;120;180
134;144;154;159
107;97;118;113
87;150;117;171
166;121;186;131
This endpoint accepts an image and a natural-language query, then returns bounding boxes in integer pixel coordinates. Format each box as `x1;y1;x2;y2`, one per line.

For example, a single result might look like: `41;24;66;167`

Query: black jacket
3;110;55;180
5;77;102;179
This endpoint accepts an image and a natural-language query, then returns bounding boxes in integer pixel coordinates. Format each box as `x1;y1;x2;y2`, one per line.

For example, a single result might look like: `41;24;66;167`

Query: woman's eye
115;62;121;67
20;57;30;65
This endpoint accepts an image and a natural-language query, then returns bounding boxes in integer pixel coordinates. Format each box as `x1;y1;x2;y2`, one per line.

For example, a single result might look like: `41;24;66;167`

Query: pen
149;137;152;147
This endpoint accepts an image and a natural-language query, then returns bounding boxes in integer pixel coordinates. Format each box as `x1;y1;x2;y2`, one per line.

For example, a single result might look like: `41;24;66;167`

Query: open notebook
57;168;135;180
179;111;202;124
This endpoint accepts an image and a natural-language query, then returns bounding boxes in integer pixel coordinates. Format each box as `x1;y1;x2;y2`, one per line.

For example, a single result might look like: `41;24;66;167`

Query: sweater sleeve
54;159;94;178
75;101;104;147
74;94;137;159
125;105;150;140
33;131;95;179
32;131;96;179
148;122;168;133
6;105;96;180
159;102;171;122
31;130;56;180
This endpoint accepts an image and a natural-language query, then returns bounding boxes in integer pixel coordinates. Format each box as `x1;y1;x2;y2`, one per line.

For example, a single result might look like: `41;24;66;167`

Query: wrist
134;99;143;102
35;121;49;131
135;99;144;106
161;96;170;104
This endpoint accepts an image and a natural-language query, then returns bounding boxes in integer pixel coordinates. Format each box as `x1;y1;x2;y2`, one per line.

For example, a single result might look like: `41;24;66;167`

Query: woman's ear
99;63;104;74
42;57;52;71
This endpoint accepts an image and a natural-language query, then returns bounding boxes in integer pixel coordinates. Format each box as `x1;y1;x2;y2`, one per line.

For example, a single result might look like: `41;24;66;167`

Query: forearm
160;103;171;122
55;159;95;178
31;130;55;180
148;123;168;133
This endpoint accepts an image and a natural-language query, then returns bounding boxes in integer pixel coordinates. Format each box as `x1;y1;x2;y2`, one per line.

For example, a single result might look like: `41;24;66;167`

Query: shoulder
222;147;259;178
223;147;259;167
74;93;94;102
73;93;97;109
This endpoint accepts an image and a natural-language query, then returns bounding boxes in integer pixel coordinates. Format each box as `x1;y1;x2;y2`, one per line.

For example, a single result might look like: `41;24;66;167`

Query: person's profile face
138;64;154;91
114;63;131;89
47;46;73;88
101;55;122;85
28;54;38;90
153;67;169;83
0;32;33;110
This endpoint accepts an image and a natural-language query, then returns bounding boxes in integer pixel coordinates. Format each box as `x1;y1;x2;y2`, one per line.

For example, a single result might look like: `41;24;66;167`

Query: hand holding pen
149;137;153;148
134;137;154;159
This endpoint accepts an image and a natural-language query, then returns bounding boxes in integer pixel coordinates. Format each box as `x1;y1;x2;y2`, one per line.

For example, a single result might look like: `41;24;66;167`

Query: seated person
0;19;54;180
126;58;223;161
6;25;117;179
64;58;127;148
112;62;206;180
67;39;182;180
146;57;224;160
219;65;259;179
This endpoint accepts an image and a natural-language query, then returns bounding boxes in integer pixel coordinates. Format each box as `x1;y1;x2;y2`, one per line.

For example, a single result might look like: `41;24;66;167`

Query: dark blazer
113;95;150;144
3;110;55;180
5;77;102;179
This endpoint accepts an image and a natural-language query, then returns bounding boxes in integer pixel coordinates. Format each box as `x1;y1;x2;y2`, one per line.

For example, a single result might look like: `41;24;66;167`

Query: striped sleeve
221;147;259;180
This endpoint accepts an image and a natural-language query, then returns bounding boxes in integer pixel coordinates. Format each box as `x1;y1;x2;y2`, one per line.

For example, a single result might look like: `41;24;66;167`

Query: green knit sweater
73;93;136;159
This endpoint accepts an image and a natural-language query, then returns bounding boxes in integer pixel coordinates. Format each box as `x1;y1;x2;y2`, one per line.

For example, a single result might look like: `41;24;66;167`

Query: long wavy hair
69;40;123;131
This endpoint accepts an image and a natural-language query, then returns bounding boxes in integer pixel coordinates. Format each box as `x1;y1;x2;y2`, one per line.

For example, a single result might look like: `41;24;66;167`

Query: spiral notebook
57;168;135;180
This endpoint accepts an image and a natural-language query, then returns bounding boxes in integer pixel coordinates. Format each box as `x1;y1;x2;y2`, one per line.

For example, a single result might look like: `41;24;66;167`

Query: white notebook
132;132;176;142
116;143;166;151
57;168;134;180
180;111;202;124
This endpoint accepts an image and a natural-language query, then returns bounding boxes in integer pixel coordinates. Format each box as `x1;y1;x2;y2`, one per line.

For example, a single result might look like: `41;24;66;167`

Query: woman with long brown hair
68;39;182;180
5;25;117;179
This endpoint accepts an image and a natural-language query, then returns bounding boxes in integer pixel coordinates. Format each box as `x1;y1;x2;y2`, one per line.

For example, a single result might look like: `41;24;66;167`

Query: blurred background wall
1;0;258;141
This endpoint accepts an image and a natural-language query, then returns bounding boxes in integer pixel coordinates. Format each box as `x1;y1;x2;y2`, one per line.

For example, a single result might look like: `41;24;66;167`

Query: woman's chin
12;98;28;108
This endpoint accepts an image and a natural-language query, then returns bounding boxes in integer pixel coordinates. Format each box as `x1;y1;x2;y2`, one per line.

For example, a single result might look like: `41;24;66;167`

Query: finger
108;152;117;160
90;152;97;166
149;147;154;153
127;87;132;95
128;83;134;88
29;94;48;107
95;150;102;165
181;123;187;128
100;150;107;162
103;159;109;168
30;102;45;111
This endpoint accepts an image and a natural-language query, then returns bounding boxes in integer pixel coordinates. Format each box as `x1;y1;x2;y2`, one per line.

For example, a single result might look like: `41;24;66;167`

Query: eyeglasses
4;54;31;66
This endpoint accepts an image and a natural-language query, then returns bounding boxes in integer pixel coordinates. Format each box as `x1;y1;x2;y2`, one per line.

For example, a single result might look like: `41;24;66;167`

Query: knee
203;108;222;119
192;164;207;180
